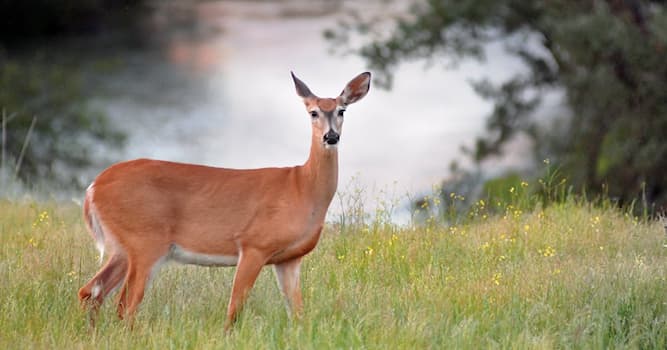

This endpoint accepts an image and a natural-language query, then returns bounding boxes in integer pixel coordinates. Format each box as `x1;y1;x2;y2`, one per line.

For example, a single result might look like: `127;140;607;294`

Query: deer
77;71;371;330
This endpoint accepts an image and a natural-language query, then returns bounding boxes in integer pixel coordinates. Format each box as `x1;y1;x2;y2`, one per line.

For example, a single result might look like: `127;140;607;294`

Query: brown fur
317;98;337;112
78;72;370;330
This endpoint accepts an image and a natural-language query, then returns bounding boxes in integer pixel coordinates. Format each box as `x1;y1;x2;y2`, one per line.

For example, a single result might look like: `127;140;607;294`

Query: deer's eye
338;109;345;117
310;111;318;118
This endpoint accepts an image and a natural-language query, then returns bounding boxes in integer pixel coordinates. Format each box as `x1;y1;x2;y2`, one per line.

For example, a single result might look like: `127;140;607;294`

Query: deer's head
291;72;371;149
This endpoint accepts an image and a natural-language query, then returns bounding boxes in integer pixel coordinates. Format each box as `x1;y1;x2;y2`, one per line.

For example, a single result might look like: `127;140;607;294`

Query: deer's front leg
224;248;266;331
273;257;303;318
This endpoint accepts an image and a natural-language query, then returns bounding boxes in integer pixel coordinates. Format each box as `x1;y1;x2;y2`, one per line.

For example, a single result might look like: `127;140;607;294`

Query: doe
77;72;371;329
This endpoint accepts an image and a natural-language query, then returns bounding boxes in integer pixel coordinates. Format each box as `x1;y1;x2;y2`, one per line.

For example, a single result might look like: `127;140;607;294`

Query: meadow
0;190;665;349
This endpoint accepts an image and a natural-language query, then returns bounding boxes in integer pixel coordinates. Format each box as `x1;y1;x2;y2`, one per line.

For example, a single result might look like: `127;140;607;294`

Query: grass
0;195;665;349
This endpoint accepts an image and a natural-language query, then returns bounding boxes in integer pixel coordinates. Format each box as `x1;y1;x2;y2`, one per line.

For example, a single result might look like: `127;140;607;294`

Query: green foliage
327;0;667;212
0;0;147;44
1;194;665;348
0;0;148;188
0;57;125;187
482;173;524;206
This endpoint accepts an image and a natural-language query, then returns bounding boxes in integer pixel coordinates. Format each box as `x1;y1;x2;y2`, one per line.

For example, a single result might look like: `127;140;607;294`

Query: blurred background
1;0;665;219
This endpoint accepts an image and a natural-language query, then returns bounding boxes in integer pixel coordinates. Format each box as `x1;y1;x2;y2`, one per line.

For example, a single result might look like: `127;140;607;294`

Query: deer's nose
323;131;340;145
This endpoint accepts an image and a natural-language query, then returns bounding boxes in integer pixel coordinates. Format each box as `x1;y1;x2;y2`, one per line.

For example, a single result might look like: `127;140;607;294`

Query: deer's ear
291;71;314;98
339;72;371;105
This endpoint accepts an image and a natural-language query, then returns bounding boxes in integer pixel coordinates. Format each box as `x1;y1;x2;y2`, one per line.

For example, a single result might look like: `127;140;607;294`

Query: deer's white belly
169;244;239;266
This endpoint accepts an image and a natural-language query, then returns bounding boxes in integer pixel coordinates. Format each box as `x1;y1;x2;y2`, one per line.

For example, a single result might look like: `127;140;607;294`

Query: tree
0;0;147;44
0;57;125;188
0;0;151;189
326;0;667;211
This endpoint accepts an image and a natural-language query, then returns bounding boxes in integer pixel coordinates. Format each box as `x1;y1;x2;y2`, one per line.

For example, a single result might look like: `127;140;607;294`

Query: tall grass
0;186;665;348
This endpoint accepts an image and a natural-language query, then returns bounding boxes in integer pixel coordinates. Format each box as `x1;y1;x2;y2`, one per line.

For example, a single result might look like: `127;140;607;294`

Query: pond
78;1;530;220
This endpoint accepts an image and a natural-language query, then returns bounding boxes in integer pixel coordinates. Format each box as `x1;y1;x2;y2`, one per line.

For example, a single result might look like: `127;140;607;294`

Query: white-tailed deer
78;72;371;330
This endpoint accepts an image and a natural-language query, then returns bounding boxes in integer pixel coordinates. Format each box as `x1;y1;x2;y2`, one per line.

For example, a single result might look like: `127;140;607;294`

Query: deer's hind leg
116;246;169;325
78;253;128;326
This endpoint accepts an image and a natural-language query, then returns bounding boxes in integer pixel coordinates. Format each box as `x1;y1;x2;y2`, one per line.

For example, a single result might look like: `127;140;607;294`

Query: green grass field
1;196;665;349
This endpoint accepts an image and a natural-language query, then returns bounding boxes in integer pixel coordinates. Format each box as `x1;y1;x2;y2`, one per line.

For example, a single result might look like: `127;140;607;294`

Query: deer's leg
78;253;128;327
116;250;166;325
273;257;303;318
224;248;266;331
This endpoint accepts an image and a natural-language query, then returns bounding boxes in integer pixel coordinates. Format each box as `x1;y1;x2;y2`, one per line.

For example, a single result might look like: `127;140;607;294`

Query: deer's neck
300;134;339;209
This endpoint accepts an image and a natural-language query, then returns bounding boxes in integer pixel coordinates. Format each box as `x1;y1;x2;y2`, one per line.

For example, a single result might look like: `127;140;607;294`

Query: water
82;1;530;219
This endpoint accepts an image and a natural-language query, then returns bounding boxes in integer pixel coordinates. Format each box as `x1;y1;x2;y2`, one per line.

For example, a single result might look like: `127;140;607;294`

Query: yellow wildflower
492;272;502;285
538;246;556;257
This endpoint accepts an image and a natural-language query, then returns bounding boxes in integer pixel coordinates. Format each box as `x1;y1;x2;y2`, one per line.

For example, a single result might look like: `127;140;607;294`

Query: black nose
323;131;340;145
